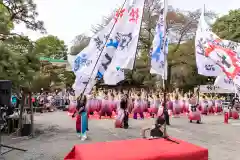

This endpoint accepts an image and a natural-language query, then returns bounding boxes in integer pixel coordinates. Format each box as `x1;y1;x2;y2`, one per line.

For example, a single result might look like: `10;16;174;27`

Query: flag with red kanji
204;43;240;79
114;8;126;23
129;8;139;23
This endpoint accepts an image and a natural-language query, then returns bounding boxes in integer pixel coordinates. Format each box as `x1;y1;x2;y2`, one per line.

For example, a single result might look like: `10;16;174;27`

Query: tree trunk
18;93;25;136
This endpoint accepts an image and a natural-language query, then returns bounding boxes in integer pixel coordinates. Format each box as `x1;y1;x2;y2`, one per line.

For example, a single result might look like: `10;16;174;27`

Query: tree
212;9;240;42
0;35;40;89
35;35;68;59
0;0;45;41
0;0;46;90
69;34;90;55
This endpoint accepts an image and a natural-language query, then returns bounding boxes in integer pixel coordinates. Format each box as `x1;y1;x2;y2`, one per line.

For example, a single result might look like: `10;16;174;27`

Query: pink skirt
133;106;143;114
148;107;158;114
68;103;77;114
188;111;201;121
173;107;181;115
213;106;222;113
231;111;239;119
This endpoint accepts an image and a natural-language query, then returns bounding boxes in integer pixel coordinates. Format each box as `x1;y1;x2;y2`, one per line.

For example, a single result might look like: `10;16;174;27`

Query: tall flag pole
150;0;168;79
72;0;128;96
149;0;168;136
103;0;145;84
71;0;145;96
162;0;168;137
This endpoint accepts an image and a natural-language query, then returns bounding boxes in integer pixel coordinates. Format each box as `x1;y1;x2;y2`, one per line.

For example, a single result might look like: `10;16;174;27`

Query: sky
13;0;240;48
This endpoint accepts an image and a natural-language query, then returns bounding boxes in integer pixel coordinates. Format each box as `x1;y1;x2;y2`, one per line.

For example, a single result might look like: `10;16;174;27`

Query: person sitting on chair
141;116;166;139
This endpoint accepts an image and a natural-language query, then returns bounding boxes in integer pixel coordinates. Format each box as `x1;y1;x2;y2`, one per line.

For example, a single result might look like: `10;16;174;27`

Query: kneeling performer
141;116;166;139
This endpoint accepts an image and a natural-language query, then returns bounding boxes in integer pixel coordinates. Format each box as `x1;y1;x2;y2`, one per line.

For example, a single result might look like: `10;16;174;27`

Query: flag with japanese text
196;9;240;82
72;74;96;96
104;68;125;85
106;0;145;72
71;0;134;93
195;8;221;77
214;73;235;91
150;0;168;80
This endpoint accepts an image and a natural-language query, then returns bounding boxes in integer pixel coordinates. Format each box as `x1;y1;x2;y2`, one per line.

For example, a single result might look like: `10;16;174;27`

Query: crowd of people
67;88;240;140
8;88;239;140
11;91;69;112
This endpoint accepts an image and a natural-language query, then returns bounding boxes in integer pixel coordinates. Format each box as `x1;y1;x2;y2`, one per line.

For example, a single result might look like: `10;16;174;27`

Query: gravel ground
1;111;240;160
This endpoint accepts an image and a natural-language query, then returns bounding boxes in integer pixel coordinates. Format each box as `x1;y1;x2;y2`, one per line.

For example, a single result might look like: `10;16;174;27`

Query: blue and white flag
107;0;145;71
71;0;144;95
150;0;168;80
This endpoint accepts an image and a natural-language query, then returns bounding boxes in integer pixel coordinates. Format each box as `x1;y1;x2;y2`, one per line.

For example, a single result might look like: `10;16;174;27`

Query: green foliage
0;0;46;91
212;9;240;42
0;36;40;89
35;35;68;59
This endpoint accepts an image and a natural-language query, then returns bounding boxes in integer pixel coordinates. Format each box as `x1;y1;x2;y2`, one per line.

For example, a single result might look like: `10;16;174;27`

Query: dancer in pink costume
68;93;77;116
141;92;148;113
231;108;239;119
188;94;201;123
172;94;182;117
230;97;240;119
85;95;93;116
115;94;129;128
109;93;117;113
207;98;214;114
99;93;112;118
133;93;144;119
127;93;134;113
182;94;189;114
149;94;160;118
213;98;223;114
200;96;208;115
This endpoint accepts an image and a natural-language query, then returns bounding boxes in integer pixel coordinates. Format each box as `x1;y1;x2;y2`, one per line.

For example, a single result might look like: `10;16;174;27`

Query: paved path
2;111;240;160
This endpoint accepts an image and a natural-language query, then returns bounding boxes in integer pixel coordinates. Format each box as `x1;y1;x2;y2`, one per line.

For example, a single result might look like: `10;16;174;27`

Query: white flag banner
150;0;168;80
199;85;234;93
107;0;145;71
71;0;133;92
72;74;96;96
214;73;235;91
195;9;221;77
196;8;240;84
104;68;125;85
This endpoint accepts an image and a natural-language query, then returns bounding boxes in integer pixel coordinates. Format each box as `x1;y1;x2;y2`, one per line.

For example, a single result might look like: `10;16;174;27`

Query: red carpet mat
64;138;208;160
